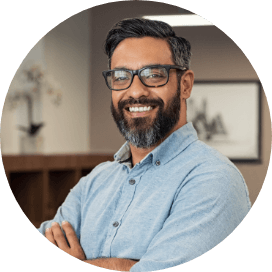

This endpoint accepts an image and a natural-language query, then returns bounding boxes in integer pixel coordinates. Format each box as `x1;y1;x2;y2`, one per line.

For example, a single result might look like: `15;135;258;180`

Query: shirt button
129;179;135;185
113;221;119;227
155;160;161;166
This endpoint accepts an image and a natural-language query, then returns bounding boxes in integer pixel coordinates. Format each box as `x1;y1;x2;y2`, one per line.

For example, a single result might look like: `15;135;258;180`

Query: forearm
83;258;138;271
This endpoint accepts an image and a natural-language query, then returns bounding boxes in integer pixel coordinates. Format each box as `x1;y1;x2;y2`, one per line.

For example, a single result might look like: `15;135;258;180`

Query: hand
45;221;86;261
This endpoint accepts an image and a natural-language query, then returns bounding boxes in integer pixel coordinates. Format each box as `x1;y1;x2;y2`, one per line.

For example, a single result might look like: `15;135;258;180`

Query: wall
1;9;91;155
1;39;46;154
42;10;91;154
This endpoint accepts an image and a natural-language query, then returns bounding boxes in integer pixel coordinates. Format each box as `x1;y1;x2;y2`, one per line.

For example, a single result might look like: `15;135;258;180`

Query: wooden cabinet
2;154;113;228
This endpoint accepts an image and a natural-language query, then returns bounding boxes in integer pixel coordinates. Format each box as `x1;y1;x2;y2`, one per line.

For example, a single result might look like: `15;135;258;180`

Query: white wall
42;10;90;154
1;39;46;154
1;10;91;155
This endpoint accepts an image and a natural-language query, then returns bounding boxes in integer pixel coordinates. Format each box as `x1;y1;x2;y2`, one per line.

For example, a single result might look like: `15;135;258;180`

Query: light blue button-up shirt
38;123;251;271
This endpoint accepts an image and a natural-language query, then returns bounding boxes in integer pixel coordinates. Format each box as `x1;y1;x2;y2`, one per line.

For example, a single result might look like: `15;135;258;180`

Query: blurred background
1;1;271;227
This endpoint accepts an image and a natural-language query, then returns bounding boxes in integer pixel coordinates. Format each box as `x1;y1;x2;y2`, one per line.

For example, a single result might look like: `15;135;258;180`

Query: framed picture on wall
187;81;261;162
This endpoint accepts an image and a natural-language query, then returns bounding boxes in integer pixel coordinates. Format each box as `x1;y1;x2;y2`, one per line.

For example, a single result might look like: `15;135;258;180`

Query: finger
61;221;80;249
51;222;69;250
45;228;57;246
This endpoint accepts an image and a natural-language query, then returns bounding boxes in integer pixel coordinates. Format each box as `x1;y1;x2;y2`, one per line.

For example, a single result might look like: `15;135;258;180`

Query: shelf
2;154;113;227
9;171;44;224
48;170;76;218
3;154;113;172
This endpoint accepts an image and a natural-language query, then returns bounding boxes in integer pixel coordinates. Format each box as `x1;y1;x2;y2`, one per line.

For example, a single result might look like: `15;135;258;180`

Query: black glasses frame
102;65;187;91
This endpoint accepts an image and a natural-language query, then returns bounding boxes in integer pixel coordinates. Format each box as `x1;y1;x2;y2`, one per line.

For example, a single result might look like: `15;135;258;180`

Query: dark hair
104;18;192;69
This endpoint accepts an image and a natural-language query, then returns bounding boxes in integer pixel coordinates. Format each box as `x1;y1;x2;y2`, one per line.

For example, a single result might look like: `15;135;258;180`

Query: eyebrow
112;64;165;70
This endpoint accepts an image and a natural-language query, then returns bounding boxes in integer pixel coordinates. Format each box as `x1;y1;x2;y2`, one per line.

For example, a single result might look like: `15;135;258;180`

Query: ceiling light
143;14;213;27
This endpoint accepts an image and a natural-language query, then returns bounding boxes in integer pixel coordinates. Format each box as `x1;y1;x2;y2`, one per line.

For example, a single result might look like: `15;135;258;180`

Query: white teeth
129;106;153;112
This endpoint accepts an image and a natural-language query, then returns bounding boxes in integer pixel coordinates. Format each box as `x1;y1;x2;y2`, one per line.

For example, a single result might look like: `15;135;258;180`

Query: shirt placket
100;165;143;257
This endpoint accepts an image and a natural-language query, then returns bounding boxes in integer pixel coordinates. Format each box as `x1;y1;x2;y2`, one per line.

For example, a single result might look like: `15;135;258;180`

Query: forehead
111;37;174;70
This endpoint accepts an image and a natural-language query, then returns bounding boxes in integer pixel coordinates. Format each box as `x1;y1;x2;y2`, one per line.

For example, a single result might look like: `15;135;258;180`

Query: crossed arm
45;221;138;271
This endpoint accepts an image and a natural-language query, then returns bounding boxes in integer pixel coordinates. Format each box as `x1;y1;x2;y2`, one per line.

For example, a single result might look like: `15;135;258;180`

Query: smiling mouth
125;105;157;113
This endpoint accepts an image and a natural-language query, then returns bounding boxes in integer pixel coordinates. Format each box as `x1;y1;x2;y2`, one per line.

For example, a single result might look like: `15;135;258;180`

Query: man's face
110;37;185;148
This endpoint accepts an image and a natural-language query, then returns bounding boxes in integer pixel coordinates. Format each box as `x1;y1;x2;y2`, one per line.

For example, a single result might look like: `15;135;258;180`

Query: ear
180;70;194;99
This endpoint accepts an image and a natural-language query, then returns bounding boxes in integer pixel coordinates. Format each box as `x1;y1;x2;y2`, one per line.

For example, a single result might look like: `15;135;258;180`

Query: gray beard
117;118;161;148
111;88;181;149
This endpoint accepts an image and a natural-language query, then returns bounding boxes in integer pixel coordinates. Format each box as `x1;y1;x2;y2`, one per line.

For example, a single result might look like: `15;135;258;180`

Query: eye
114;76;129;82
141;67;168;85
146;73;164;79
112;71;130;82
141;68;167;78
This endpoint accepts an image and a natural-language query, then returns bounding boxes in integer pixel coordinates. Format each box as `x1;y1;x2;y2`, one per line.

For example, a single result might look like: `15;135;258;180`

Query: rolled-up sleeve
130;165;251;272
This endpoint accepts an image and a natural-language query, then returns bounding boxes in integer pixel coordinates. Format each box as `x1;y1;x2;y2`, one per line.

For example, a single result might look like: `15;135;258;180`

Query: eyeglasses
102;65;187;91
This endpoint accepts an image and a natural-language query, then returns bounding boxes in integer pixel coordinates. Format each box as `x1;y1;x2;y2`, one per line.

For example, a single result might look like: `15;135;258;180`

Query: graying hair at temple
104;18;192;70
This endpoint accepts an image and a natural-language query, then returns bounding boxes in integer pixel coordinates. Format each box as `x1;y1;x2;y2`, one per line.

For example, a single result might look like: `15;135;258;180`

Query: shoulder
175;140;251;209
182;139;242;178
77;160;121;189
83;160;120;181
187;139;233;164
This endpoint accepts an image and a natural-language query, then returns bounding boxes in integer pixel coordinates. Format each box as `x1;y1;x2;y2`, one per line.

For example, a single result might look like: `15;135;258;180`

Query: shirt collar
114;141;132;167
114;122;198;167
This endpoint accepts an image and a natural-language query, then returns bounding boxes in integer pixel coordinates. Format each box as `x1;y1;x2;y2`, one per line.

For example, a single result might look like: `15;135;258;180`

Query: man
38;18;251;271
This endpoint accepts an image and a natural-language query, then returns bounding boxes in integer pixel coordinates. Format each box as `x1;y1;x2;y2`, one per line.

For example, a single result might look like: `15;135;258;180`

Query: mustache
118;97;164;111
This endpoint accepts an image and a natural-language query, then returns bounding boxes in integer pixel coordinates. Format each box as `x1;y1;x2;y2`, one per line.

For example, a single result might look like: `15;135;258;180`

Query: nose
125;74;150;99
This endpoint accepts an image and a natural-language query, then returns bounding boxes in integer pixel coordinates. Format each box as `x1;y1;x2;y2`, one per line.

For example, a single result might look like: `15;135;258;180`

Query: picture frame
187;81;261;163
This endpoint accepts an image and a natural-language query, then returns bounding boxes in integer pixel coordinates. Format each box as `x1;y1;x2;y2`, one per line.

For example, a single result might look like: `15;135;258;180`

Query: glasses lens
140;67;168;86
106;70;132;90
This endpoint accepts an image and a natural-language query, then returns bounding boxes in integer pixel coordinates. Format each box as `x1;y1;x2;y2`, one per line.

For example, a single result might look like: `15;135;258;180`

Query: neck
129;144;155;167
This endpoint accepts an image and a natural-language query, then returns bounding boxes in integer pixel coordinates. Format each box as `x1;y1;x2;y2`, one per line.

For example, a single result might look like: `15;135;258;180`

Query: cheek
157;88;177;107
112;90;129;109
111;93;121;108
